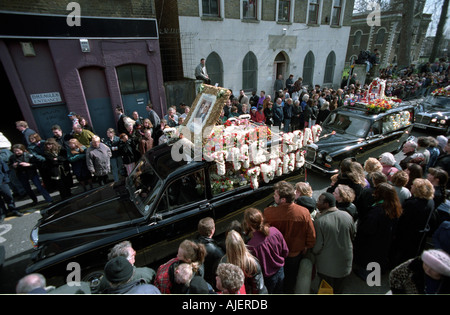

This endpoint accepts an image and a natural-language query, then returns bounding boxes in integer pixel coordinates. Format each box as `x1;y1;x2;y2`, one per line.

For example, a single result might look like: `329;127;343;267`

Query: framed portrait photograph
182;84;230;141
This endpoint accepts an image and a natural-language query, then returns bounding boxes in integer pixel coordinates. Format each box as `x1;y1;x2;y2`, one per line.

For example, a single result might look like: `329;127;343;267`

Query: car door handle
199;203;211;211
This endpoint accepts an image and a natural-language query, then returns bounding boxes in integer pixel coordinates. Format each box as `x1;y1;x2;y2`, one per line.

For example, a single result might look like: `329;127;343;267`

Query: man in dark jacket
196;217;224;290
103;256;161;294
283;98;293;133
273;98;284;129
0;159;20;221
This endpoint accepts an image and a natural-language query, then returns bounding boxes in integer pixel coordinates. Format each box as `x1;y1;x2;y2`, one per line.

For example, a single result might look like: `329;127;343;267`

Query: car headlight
317;152;323;159
440;119;446;125
30;227;39;247
431;118;437;123
325;155;333;163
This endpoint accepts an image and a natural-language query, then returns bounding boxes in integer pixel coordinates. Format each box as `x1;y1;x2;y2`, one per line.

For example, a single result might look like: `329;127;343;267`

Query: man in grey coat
86;135;112;186
312;192;355;294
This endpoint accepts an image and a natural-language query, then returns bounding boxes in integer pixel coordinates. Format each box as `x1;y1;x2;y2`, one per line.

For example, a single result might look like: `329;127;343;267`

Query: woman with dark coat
42;138;72;199
326;158;366;205
9;144;53;205
391;178;436;268
353;183;402;275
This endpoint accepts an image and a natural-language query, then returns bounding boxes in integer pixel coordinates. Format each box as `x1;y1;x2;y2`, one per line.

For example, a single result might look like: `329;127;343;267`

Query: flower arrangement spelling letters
303;128;313;146
211;151;227;176
295;150;305;169
261;161;275;183
247;166;261;189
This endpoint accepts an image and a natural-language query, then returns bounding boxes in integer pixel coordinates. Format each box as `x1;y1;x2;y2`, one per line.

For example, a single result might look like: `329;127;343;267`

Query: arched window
324;51;336;84
303;51;315;87
353;30;362;47
206;52;223;87
376;28;386;45
243;51;258;92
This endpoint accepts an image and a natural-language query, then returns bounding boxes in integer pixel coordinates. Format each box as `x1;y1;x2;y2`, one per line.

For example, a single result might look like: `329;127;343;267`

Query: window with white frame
331;0;342;26
242;0;257;20
308;0;320;24
202;0;220;17
277;0;291;22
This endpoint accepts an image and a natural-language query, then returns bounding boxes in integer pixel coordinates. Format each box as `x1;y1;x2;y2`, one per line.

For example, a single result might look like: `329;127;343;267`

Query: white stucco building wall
179;16;351;95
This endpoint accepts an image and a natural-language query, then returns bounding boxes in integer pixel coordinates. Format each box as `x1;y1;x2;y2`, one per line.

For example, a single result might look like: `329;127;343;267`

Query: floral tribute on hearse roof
345;78;403;114
167;84;322;191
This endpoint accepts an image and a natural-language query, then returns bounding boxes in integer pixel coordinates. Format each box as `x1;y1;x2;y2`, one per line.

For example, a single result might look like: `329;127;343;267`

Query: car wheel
82;269;104;293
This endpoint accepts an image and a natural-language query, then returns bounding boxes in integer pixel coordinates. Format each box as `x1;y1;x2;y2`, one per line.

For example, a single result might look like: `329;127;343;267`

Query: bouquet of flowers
366;98;392;114
431;87;450;97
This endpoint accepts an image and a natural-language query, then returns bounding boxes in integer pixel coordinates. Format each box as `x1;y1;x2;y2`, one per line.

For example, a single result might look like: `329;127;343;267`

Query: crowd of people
5;59;450;294
14;131;450;294
0;103;177;222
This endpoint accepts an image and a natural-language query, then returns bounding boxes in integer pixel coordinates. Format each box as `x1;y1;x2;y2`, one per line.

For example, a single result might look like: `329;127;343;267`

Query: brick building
0;0;166;142
156;0;355;98
345;10;432;68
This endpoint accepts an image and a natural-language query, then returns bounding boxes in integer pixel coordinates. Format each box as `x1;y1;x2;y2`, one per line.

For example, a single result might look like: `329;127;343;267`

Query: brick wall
0;0;155;18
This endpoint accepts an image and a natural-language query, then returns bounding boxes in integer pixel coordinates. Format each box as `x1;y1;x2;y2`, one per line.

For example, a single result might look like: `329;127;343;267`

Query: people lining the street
9;58;450;295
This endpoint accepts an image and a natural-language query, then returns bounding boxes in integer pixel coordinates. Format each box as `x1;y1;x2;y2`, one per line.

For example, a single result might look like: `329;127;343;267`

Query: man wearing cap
68;112;79;127
102;256;161;294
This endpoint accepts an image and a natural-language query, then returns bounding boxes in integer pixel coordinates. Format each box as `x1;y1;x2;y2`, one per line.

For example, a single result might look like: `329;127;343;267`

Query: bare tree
428;0;449;62
397;0;416;68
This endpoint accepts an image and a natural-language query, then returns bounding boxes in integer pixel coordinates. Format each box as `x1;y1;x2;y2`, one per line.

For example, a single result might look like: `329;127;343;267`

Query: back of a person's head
216;263;245;294
391;170;409;187
179;239;207;266
274;181;295;203
379;152;396;166
16;273;47;294
320;192;336;207
370;171;388;187
197;217;215;237
412;178;435;200
295;182;313;197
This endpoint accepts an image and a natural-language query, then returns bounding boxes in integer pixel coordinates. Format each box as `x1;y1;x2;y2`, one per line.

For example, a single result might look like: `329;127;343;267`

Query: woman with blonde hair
327;158;367;204
220;230;268;294
154;239;206;294
392;178;436;267
243;208;289;293
333;184;357;221
294;182;316;213
364;157;382;187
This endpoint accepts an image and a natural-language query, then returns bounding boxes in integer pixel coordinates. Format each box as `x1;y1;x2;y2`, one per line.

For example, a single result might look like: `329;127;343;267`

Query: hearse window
368;121;381;137
324;113;369;137
155;169;206;214
209;164;249;196
382;111;412;133
127;159;161;214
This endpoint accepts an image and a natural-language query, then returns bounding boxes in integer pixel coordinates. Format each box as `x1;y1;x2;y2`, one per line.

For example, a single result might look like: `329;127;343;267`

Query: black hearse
304;103;415;174
27;139;302;290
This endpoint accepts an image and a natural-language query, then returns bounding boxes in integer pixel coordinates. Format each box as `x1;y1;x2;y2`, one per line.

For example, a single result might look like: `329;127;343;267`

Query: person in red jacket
264;181;316;293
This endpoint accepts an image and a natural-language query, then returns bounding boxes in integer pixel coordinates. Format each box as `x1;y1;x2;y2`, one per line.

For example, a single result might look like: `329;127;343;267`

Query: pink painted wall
0;38;167;134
